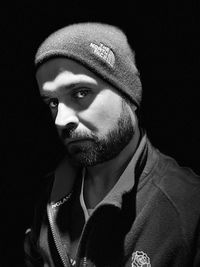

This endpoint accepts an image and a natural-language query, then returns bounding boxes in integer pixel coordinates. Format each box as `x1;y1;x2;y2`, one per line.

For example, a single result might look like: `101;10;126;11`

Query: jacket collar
49;133;153;209
94;134;147;209
50;155;81;204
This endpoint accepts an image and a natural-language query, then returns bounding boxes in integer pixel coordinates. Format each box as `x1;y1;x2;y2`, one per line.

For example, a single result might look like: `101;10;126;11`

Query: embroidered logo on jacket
131;251;151;267
51;192;72;208
90;42;115;67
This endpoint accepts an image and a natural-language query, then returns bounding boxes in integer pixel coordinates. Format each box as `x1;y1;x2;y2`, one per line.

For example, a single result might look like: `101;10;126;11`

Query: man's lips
64;138;93;145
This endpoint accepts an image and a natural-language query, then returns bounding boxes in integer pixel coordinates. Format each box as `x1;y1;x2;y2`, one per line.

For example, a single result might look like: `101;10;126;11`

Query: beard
61;102;135;167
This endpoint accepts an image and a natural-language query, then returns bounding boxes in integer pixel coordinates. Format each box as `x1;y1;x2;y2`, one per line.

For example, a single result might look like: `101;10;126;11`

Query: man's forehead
43;73;99;92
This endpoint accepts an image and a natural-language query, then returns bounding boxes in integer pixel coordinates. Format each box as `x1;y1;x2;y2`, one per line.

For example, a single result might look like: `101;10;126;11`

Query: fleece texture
35;22;142;107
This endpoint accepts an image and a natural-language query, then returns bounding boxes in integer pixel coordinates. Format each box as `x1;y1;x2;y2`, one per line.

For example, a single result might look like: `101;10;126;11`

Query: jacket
24;136;200;267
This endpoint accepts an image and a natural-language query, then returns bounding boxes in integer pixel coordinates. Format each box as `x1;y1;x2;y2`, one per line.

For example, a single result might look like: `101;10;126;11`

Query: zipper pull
70;258;76;266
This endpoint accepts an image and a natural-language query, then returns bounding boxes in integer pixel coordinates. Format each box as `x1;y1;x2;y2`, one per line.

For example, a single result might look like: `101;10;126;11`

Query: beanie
35;22;142;107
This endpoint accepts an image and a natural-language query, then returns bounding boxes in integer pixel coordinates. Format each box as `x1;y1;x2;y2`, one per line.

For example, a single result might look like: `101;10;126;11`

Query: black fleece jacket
24;136;200;267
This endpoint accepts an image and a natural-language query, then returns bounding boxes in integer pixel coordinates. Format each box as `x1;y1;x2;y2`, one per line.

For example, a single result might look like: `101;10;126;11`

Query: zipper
74;204;116;266
83;257;87;267
48;205;88;267
48;198;117;267
47;204;71;267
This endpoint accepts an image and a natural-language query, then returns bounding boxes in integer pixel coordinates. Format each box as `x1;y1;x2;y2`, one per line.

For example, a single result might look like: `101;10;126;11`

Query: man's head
35;22;142;107
35;23;142;166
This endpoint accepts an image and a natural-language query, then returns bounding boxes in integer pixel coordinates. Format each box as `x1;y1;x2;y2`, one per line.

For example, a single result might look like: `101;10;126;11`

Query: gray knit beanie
35;22;142;107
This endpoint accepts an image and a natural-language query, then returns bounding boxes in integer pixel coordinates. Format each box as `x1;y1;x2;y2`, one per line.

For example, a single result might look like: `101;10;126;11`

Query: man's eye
73;89;89;99
48;98;58;108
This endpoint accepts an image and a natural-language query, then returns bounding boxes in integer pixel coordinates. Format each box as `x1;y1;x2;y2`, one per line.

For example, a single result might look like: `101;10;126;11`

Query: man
24;22;200;267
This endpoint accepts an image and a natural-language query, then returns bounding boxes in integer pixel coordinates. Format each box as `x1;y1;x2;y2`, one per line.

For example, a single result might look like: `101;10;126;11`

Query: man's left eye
73;89;89;99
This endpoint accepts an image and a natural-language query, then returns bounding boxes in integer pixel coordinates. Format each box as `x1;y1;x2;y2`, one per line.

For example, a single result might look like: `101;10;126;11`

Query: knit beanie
35;22;142;107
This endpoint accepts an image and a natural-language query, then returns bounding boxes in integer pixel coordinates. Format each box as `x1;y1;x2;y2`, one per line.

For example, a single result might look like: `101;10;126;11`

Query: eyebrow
41;94;51;99
42;73;99;92
42;82;77;92
41;81;97;99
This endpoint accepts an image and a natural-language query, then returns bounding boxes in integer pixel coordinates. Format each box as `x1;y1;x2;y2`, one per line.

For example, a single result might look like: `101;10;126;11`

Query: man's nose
55;103;79;130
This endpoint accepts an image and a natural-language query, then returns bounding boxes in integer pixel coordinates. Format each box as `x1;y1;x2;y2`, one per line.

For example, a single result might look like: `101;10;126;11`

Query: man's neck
83;129;141;209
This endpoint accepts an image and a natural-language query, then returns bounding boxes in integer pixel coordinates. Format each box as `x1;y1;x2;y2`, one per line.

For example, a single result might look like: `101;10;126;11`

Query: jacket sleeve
24;228;44;267
24;174;54;267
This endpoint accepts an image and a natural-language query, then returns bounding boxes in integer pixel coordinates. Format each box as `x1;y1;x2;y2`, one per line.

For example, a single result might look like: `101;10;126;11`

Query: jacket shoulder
152;149;200;244
153;150;200;207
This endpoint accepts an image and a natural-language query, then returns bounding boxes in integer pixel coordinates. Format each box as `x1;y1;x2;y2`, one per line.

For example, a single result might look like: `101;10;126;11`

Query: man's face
36;58;138;166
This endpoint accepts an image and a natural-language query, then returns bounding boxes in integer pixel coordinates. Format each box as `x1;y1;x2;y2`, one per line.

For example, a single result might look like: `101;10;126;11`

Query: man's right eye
48;98;58;108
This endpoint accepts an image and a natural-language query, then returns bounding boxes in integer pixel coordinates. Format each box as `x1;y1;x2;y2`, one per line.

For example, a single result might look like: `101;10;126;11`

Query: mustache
61;128;97;141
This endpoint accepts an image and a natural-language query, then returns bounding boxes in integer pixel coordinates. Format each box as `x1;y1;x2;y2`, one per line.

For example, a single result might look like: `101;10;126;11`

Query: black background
0;1;200;266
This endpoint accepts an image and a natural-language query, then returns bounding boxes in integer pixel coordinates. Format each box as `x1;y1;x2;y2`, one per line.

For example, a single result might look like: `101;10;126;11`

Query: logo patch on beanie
90;42;115;67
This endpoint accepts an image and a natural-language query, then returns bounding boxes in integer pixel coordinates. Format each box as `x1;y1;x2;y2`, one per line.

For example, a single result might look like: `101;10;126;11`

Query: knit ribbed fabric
35;22;142;106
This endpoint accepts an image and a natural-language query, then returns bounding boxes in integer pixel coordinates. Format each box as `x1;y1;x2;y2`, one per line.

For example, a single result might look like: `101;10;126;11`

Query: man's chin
64;143;96;166
66;141;93;154
67;152;98;167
